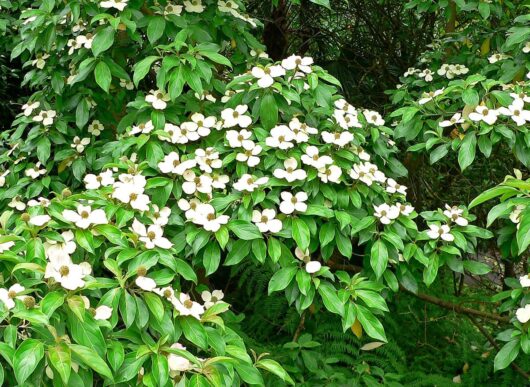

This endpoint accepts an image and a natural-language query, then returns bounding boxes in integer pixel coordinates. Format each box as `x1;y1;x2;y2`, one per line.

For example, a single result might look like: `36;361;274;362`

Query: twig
467;315;530;380
293;311;307;342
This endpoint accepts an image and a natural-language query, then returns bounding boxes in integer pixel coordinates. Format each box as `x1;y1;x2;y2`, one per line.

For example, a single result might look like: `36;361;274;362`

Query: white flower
279;191;308;215
201;290;224;309
273;158;307;182
403;67;419;77
251;65;286;88
22;101;39;116
45;262;90;290
510;92;530;103
136;275;158;291
252;209;282;233
9;196;26;211
112;175;151;211
281;55;313;73
301;146;333;169
120;78;134;90
25;163;46;179
0;284;25;310
523;42;530;54
211;173;229;189
443;205;468;226
510;205;524;225
132;219;173;249
396;202;414;216
76;34;94;49
519;275;530;288
321;131;354;147
295;248;321;274
84;169;115;189
266;125;295;149
191;204;229;232
191;113;216;137
289;117;317;142
364;110;385;126
221;105;252;128
150;205;171;226
145;89;170;110
195;148;222;173
88;120;104;136
386;178;407;195
488;53;509;64
29;215;51;227
63;205;108;229
0;240;15;253
418;69;433;82
94;305;113;320
418;88;444;105
158;152;197;175
100;0;128;11
233;174;268;192
44;231;76;262
334;110;362;129
318;164;342;183
439;113;464;127
374;204;400;225
33;110;56;126
32;53;49;69
168;343;192;373
498;99;530;126
468;106;499;125
130;121;154;135
182;171;213;194
334;99;357;114
516;304;530;323
226;129;253;148
236;142;262;167
184;0;204;13
173;293;204;319
178;198;203;221
426;224;454;242
71;136;90;153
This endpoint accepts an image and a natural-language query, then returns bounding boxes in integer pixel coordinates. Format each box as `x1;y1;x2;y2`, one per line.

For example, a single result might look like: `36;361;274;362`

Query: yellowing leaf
360;341;385;351
351;319;363;339
480;38;491;56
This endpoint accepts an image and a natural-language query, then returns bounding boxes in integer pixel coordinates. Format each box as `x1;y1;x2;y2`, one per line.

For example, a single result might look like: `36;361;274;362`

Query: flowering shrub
0;0;528;385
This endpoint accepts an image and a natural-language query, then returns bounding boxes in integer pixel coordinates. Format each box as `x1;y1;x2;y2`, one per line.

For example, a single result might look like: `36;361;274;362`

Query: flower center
173;159;180;167
207;213;215;221
278;136;285;142
81;211;89;218
380;210;387;216
59;265;70;276
163;289;172;298
147;231;156;240
184;299;193;308
291;197;298;204
260;215;269;222
7;290;17;298
130;193;138;201
246;178;254;184
232;111;239;118
156;93;164;99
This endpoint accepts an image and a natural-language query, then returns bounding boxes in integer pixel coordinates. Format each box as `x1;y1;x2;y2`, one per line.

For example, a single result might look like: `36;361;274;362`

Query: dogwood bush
0;0;509;385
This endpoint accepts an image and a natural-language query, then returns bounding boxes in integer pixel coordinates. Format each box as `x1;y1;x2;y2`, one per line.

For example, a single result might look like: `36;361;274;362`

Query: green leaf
36;137;51;164
257;359;295;385
92;26;115;57
147;16;166;43
133;56;160;87
355;304;387;342
517;210;530;255
76;98;90;129
203;243;221;275
494;340;520;371
260;93;278;130
458;132;477;171
469;186;519;208
181;316;208;349
143;292;165;322
48;344;71;385
94;61;112;92
423;253;439;286
107;342;125;372
70;344;114;380
292;218;310;251
268;267;298;294
462;88;479;106
228;220;262;240
463;260;491;275
200;51;232;67
309;0;331;9
318;282;344;315
14;339;45;385
370;240;388;279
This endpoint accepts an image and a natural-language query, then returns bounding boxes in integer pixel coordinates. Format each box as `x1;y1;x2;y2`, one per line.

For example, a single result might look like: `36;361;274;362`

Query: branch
400;285;509;323
467;315;530;380
293;311;307;342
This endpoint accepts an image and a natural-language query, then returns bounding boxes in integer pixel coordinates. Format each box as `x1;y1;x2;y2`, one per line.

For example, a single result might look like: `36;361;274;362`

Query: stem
293;311;307;342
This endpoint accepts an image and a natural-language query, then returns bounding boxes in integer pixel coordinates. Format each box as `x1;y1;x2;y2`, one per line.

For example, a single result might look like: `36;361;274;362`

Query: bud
137;266;147;277
127;167;135;174
24;296;36;309
21;213;30;222
62;188;72;197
